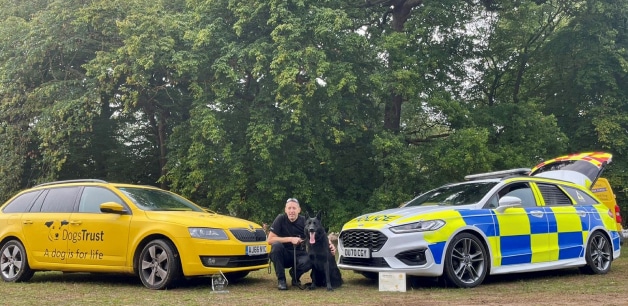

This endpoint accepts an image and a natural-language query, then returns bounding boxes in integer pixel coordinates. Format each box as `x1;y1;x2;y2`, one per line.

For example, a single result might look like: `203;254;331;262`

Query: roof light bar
464;168;531;181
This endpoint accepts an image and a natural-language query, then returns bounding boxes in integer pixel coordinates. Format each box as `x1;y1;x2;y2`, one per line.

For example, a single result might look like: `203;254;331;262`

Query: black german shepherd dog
304;212;343;291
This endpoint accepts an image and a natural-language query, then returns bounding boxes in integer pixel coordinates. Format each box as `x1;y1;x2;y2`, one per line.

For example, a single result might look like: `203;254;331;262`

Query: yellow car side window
79;187;123;213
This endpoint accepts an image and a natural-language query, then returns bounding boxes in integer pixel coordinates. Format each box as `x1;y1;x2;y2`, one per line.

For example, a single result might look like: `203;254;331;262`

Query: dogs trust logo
45;220;69;241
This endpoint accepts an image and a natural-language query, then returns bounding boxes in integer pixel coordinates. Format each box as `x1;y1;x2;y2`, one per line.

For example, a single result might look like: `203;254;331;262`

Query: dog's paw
326;286;334;291
307;285;316;290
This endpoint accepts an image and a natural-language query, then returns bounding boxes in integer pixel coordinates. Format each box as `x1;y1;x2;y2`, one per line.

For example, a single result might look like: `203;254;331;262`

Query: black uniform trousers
269;242;311;282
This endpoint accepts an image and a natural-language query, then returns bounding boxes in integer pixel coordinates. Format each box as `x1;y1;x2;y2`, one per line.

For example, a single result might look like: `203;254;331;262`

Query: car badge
248;224;255;232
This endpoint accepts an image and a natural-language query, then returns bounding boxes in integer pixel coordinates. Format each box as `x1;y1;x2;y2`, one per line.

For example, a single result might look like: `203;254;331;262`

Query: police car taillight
615;204;623;224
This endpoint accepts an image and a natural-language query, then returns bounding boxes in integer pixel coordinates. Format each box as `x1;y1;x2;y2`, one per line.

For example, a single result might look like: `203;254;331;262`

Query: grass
1;246;627;306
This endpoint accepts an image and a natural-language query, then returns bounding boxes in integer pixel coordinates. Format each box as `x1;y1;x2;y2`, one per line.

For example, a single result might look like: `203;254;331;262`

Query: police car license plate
246;245;267;256
344;247;370;258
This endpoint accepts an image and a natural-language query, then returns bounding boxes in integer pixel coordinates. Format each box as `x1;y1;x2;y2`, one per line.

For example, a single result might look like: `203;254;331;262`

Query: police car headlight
189;227;229;240
389;220;445;234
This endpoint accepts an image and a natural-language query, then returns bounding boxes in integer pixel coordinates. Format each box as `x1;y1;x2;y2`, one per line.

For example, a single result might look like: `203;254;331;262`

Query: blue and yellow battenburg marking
423;206;619;266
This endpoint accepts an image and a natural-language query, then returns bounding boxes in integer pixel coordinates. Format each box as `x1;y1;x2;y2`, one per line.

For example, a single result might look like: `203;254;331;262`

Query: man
267;198;335;290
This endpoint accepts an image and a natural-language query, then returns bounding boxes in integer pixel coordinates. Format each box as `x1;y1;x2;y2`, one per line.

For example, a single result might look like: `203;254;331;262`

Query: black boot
277;279;288;290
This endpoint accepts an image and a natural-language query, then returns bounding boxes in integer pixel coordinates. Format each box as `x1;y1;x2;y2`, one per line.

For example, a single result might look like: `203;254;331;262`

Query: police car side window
562;186;598;205
486;195;499;209
537;183;573;206
500;183;536;207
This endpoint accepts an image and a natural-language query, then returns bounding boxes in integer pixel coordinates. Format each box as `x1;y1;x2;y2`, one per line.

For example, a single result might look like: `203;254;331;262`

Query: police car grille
230;229;267;242
339;256;389;268
340;230;387;252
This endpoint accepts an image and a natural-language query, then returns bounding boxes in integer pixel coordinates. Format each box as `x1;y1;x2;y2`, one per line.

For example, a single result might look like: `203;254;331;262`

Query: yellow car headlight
389;220;445;234
188;227;229;240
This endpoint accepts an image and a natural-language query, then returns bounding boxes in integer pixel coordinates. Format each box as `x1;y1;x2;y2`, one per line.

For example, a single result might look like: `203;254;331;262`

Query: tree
1;0;625;230
83;0;195;187
0;0;105;188
537;0;628;213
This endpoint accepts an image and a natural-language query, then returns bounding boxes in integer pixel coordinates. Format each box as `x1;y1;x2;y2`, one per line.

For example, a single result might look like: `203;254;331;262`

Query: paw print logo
44;220;69;241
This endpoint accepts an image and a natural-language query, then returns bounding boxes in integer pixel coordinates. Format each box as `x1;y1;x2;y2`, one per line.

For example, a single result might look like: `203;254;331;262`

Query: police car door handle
530;210;544;218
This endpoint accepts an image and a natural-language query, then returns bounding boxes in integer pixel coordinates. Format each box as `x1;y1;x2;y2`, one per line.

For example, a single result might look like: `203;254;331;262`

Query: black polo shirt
270;214;306;251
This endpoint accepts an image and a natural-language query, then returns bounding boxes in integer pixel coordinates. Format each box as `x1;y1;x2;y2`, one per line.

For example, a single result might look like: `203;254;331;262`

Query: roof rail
464;168;531;181
34;179;108;187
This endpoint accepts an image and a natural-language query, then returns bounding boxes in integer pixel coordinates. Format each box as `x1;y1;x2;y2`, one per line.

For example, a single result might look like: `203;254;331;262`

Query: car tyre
0;240;34;282
443;232;488;288
138;239;181;290
580;231;612;275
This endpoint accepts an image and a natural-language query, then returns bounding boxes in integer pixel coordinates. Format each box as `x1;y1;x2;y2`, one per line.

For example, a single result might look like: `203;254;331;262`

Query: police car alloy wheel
443;233;488;288
580;231;612;274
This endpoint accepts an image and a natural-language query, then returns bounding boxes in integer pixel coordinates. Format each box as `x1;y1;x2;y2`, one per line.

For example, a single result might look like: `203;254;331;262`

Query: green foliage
0;0;626;230
419;128;498;185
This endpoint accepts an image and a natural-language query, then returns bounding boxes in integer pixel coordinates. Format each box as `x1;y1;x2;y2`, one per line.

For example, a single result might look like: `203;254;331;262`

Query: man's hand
329;242;336;256
291;237;303;245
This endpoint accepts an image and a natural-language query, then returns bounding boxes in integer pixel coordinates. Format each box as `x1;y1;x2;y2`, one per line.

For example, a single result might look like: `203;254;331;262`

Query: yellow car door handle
22;220;33;224
70;220;83;225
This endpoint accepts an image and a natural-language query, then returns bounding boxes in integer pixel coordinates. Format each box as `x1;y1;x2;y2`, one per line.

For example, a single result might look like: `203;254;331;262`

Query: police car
338;152;621;288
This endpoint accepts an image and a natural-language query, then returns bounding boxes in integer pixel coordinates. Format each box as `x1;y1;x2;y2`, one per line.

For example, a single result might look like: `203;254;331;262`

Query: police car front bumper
337;228;444;277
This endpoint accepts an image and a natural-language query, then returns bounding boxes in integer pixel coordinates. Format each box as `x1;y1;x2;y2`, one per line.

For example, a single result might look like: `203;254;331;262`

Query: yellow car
338;152;621;288
592;177;623;234
0;180;269;289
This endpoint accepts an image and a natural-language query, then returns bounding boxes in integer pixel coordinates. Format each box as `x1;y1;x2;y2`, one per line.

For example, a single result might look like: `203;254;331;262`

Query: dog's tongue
309;232;316;244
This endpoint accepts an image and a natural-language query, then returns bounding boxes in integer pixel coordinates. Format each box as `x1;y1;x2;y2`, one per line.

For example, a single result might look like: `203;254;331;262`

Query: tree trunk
157;112;168;190
383;0;423;132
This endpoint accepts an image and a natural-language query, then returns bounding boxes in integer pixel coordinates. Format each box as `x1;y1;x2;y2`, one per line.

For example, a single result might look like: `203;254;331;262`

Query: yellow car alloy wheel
138;239;182;290
0;240;34;282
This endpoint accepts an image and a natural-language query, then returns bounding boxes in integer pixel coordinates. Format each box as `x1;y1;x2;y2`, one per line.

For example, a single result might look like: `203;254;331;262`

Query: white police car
338;152;621;287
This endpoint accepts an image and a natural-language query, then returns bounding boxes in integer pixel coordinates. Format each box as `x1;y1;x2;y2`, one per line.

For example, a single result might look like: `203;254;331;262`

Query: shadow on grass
343;267;586;290
31;272;141;285
483;268;583;285
28;270;271;290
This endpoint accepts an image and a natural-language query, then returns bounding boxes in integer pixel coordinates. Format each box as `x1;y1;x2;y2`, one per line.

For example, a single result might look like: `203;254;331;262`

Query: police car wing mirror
100;202;128;214
496;196;522;213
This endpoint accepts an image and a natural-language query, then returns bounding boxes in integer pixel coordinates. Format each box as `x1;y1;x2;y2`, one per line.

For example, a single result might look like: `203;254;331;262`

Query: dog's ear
316;211;322;221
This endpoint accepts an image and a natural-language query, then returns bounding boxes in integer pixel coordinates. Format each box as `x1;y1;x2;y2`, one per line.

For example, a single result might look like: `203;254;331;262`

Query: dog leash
293;243;306;290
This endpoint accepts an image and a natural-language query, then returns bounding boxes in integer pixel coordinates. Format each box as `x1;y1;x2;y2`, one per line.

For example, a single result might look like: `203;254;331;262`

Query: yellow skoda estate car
338;152;621;288
0;180;269;289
